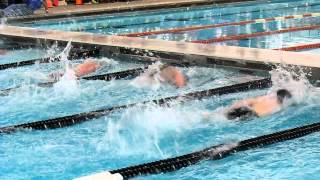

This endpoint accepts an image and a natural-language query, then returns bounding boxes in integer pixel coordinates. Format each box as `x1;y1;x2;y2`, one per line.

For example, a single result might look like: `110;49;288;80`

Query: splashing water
98;103;202;157
53;65;80;97
98;57;119;66
130;61;164;90
51;42;80;97
269;64;313;104
46;41;59;58
55;41;72;64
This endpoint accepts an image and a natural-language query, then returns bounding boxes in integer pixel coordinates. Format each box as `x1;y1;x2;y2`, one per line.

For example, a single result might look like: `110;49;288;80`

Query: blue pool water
0;48;49;64
20;0;320;51
1;63;319;179
0;42;319;179
1;0;320;179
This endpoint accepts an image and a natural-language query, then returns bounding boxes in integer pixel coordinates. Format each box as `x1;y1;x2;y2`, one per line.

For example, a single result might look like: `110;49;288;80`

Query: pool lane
0;64;258;127
1;81;319;180
23;0;320;35
0;48;49;65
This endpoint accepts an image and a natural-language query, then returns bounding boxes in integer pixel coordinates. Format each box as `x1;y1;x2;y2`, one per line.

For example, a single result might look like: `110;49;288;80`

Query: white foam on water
98;103;202;157
53;66;80;98
130;61;164;90
97;57;119;66
46;41;59;58
50;42;81;97
57;41;72;64
269;64;313;105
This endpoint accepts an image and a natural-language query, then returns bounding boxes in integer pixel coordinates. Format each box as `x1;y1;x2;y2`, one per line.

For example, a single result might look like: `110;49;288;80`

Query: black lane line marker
0;67;147;96
0;78;271;134
0;49;100;71
108;121;320;179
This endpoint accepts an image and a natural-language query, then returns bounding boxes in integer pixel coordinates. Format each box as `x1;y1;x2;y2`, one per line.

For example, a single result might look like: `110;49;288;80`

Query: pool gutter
1;25;320;82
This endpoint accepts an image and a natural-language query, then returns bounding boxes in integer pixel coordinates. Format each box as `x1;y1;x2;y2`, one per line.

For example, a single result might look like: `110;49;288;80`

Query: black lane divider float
107;121;320;179
0;78;271;134
0;67;147;96
0;49;100;71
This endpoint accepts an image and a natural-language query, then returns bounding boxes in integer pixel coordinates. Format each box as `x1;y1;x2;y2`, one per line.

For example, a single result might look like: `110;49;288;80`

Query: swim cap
276;89;292;104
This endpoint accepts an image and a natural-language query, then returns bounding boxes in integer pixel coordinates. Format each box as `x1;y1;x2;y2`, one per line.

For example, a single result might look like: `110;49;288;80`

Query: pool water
0;41;319;180
0;61;319;179
0;48;49;64
1;0;320;179
300;48;320;54
20;0;320;51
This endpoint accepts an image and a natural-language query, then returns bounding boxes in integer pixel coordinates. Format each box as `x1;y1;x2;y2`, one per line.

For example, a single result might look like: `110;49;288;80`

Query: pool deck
1;25;320;79
6;0;255;22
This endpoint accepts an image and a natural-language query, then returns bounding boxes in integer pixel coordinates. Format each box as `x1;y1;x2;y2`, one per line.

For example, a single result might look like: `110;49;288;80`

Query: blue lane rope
108;121;320;179
0;77;271;134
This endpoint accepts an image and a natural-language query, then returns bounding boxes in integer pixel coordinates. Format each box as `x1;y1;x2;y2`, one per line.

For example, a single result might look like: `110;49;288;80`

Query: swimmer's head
276;89;292;104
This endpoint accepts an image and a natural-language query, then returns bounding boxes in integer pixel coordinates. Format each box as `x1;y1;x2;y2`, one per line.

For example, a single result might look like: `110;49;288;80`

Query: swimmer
159;65;187;88
48;59;102;81
225;89;292;120
134;64;187;88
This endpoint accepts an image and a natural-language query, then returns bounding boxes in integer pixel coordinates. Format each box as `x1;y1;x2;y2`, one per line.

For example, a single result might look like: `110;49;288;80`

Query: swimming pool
0;38;319;180
1;0;320;179
20;0;320;52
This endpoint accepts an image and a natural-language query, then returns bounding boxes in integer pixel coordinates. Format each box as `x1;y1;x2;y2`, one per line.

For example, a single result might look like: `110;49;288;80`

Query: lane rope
123;12;320;37
0;78;271;134
0;67;146;96
274;42;320;51
88;121;320;180
0;49;100;71
191;24;320;44
75;3;319;32
83;2;320;32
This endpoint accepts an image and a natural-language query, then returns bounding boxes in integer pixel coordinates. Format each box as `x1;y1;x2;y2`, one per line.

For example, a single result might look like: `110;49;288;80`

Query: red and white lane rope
275;42;320;51
123;13;320;37
190;24;320;44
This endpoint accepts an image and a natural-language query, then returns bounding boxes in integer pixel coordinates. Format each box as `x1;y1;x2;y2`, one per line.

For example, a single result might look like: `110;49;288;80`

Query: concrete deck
7;0;255;22
1;25;320;71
